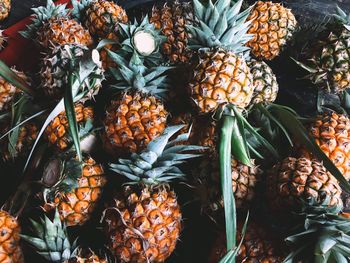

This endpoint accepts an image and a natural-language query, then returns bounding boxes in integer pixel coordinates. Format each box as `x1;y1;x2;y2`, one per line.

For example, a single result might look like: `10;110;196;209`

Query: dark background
1;1;350;263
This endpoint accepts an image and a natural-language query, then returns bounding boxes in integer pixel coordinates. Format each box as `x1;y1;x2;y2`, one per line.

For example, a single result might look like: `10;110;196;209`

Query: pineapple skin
188;48;253;113
0;211;24;263
209;222;284;263
195;156;260;215
0;0;10;21
37;17;93;49
83;0;128;39
150;1;194;63
267;157;343;212
103;185;181;263
248;59;279;104
45;156;106;227
247;1;297;60
103;92;168;155
309;112;350;180
45;103;94;152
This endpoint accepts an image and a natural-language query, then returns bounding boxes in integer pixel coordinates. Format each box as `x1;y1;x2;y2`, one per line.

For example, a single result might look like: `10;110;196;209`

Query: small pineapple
150;1;194;63
21;210;107;263
308;112;350;180
0;119;38;162
0;0;10;21
0;69;29;113
72;0;128;39
103;17;170;155
102;125;203;262
40;44;103;100
267;156;343;213
42;153;106;226
248;59;279;104
296;6;350;93
194;156;260;215
187;0;254;114
45;102;95;152
21;0;93;49
247;1;297;60
209;221;285;263
0;211;24;263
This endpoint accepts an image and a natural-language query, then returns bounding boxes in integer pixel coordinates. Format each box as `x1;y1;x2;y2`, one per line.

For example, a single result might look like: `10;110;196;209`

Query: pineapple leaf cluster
20;0;69;39
334;6;350;31
118;15;166;66
109;125;205;185
71;0;94;21
108;50;172;97
188;0;253;52
285;198;350;263
21;209;77;262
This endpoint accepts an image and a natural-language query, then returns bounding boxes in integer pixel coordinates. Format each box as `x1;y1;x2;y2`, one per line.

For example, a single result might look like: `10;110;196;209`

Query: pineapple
0;119;38;162
0;69;29;113
99;32;118;70
247;1;297;61
42;153;106;226
102;125;203;262
45;102;95;152
284;198;350;262
209;221;285;263
21;0;93;49
187;0;254;114
194;156;260;215
40;44;103;100
308;112;350;180
0;211;24;263
0;0;10;21
72;0;128;40
102;17;171;155
21;210;107;262
296;6;350;93
248;59;279;104
150;1;194;63
267;156;343;213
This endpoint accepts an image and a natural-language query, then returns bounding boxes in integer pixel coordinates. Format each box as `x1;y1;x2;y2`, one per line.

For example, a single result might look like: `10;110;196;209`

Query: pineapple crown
108;50;172;98
109;125;205;185
71;0;94;21
284;197;349;263
188;0;253;53
21;210;77;262
334;6;350;31
41;153;85;202
20;0;70;39
118;15;166;66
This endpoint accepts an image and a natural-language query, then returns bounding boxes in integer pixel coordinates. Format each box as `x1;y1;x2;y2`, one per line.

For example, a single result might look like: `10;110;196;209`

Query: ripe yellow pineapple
209;222;285;263
308;112;350;180
195;156;260;215
72;0;128;39
21;0;93;49
22;210;108;262
187;0;254;114
45;103;94;152
103;126;203;262
247;1;297;60
0;69;29;113
150;1;194;63
0;0;10;21
42;154;106;226
102;17;170;155
0;211;24;263
267;156;343;213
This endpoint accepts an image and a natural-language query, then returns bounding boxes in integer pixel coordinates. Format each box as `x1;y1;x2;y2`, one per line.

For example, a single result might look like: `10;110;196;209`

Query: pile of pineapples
1;0;350;262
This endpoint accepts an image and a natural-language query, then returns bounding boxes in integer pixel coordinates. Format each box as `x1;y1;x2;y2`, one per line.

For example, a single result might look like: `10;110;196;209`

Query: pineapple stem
220;115;237;258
